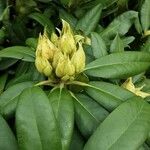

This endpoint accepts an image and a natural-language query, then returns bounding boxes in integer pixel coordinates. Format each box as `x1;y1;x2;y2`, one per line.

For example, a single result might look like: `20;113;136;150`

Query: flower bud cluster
35;20;86;81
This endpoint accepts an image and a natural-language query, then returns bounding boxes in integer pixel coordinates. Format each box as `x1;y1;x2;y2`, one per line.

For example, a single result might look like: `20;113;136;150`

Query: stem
34;80;55;86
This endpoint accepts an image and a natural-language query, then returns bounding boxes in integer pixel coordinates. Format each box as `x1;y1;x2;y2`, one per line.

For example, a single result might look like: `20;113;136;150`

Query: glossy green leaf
0;82;34;118
95;0;118;8
76;4;102;35
141;0;150;31
49;88;74;150
142;37;150;52
59;9;77;28
70;127;85;150
60;0;70;5
85;52;150;79
25;38;38;50
0;46;35;62
16;87;62;150
91;32;108;58
0;115;18;150
101;11;139;39
110;34;124;53
0;59;18;70
85;81;134;111
122;36;135;48
6;73;33;88
84;97;150;150
0;73;7;94
28;12;54;34
74;94;109;138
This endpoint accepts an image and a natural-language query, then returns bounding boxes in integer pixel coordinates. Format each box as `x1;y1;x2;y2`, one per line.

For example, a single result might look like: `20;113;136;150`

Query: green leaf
142;37;150;52
122;36;135;48
16;87;62;150
85;81;134;111
101;11;139;39
0;82;34;118
74;94;109;138
110;34;124;53
0;115;18;150
84;97;150;150
0;46;35;62
25;38;38;50
91;32;108;58
59;9;77;28
70;127;85;150
28;12;54;34
0;73;7;94
6;73;33;88
96;0;118;8
85;52;150;79
141;0;150;31
49;88;74;150
76;4;102;35
0;59;18;70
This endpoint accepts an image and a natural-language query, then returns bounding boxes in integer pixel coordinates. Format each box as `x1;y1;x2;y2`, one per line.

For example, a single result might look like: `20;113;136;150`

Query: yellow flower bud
84;36;91;45
59;19;76;55
36;31;58;61
56;56;75;81
52;50;64;69
122;77;150;98
74;35;85;43
35;56;52;77
71;42;85;73
51;32;59;46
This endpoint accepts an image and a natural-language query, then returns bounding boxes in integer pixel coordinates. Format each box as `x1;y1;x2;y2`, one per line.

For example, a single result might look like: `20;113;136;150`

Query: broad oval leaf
0;82;34;119
28;12;54;34
59;9;77;28
85;81;134;111
91;32;108;58
74;94;109;138
141;0;150;31
76;4;102;35
49;88;74;150
84;97;150;150
110;34;124;53
0;115;18;150
16;87;62;150
85;52;150;79
0;59;18;70
101;11;139;39
70;127;85;150
0;73;7;94
0;46;35;62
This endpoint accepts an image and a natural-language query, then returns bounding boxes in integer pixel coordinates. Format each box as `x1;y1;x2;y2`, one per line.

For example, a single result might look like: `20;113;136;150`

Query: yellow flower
71;42;85;73
59;19;76;55
122;77;150;98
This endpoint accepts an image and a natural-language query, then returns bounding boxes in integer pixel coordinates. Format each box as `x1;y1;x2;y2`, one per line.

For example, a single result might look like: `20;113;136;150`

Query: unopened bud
36;31;58;61
71;42;85;73
74;35;85;43
56;56;75;81
52;50;64;69
85;36;91;45
59;19;76;55
35;56;52;77
51;32;59;46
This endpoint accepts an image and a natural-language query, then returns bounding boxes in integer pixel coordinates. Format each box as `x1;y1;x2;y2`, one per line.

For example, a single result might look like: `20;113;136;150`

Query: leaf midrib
107;102;145;150
85;61;150;71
